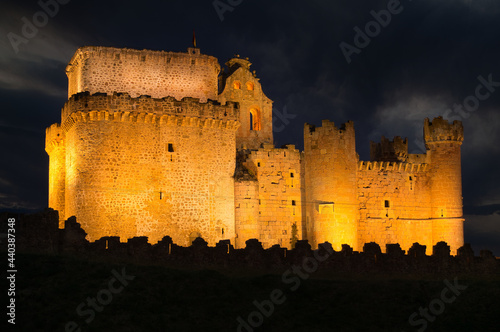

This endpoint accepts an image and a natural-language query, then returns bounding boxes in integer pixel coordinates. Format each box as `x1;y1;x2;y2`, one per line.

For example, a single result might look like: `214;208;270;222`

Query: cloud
0;2;84;96
0;193;42;211
369;94;448;150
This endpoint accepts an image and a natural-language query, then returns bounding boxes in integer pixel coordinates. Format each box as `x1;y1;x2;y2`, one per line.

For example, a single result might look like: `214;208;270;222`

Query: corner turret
424;117;464;254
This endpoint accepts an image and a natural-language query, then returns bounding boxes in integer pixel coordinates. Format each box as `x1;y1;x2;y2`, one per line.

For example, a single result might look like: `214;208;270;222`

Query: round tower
303;120;359;250
424;117;464;254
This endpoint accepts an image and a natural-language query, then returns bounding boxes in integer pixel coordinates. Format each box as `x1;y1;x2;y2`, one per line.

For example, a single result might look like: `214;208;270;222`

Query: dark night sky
1;0;499;254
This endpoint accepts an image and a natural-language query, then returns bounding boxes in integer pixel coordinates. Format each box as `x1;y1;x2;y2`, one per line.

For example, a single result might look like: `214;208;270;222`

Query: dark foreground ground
6;252;500;332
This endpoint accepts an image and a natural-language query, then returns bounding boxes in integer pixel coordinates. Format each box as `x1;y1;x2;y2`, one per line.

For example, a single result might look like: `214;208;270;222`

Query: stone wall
236;144;302;249
303;120;359;250
45;123;66;226
66;47;219;102
49;92;239;246
218;56;273;150
356;161;433;253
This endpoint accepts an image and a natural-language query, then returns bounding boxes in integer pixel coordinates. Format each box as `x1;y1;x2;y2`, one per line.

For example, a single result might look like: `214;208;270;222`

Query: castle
46;46;465;254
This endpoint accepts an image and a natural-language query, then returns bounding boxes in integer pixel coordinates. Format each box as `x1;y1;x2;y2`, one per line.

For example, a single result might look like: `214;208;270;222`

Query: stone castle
46;46;465;254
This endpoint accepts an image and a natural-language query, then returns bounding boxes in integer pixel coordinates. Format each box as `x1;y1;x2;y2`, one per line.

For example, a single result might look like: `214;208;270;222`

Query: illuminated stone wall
300;118;464;254
66;47;219;102
356;161;434;254
303;120;359;251
235;144;302;249
425;118;465;254
49;92;239;246
45;123;66;227
218;56;273;150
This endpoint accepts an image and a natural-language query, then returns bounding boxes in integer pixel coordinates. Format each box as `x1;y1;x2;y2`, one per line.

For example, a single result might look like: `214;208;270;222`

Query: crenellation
424;116;464;144
357;160;428;172
62;92;239;125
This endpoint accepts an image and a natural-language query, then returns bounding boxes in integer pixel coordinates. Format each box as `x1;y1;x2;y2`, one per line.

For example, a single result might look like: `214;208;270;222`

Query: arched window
249;108;261;131
246;81;254;90
233;81;241;89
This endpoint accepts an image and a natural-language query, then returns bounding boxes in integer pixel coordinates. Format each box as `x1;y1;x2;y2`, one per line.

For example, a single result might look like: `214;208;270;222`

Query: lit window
233;81;241;89
249;108;261;131
246;82;254;90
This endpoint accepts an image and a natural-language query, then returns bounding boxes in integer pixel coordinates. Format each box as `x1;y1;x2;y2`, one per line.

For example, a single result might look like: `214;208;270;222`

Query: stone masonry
46;46;465;253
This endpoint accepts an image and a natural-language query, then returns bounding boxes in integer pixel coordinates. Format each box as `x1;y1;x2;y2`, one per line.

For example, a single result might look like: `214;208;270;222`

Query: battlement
358;160;428;172
45;123;64;154
247;144;300;159
424;117;464;144
370;136;408;162
66;46;220;101
305;120;355;141
61;92;239;124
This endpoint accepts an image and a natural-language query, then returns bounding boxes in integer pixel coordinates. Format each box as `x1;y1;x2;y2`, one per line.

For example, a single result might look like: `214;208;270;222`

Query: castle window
290;172;294;178
191;59;196;65
233;81;241;89
246;82;254;91
167;143;174;152
384;200;390;208
257;162;261;167
292;200;296;206
249;108;261;131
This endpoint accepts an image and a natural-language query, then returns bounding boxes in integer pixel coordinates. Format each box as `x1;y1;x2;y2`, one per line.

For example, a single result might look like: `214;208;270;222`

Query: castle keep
46;46;464;254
